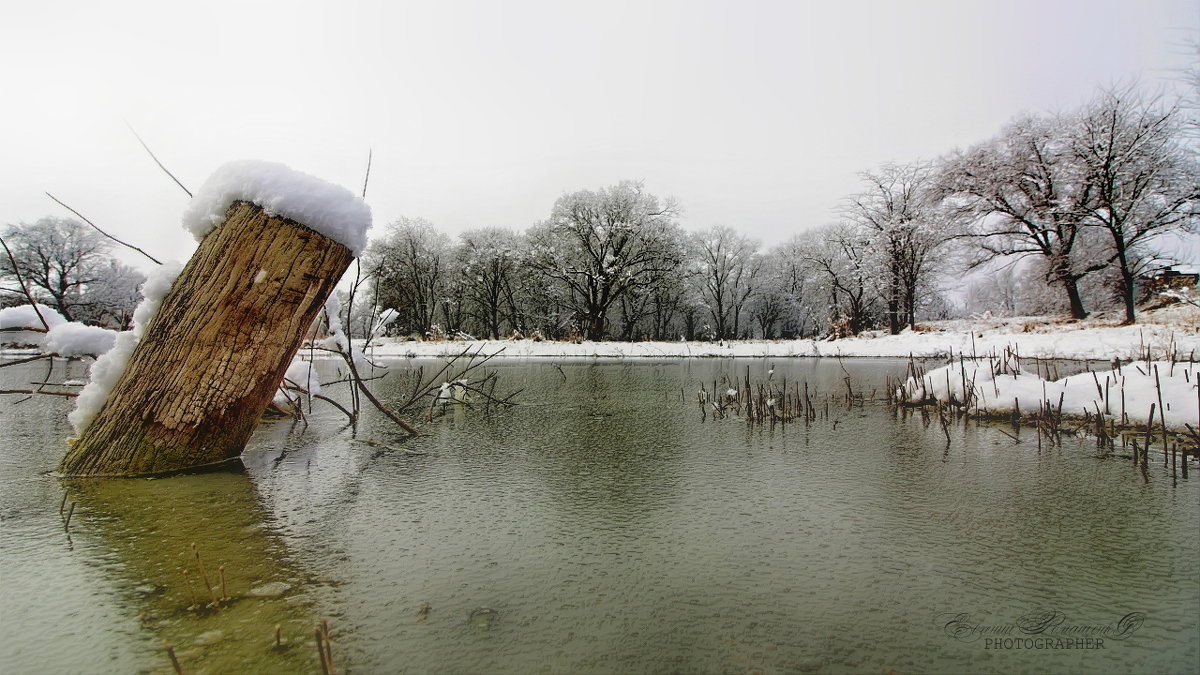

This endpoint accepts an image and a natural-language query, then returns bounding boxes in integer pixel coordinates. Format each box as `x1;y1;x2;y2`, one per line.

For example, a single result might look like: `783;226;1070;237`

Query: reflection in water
62;470;323;674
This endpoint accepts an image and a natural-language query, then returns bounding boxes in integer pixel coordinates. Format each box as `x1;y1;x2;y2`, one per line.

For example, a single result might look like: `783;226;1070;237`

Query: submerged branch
0;388;77;397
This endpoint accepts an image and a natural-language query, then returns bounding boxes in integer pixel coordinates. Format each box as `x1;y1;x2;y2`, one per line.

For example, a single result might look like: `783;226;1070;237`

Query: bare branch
0;388;77;397
0;235;50;331
0;354;55;369
125;122;193;198
44;193;163;266
362;149;373;199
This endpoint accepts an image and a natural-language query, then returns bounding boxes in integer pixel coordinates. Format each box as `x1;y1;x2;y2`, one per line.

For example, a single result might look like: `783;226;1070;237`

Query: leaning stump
61;198;357;476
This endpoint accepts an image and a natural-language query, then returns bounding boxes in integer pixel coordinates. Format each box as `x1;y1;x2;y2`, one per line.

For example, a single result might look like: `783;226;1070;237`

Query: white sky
2;0;1197;270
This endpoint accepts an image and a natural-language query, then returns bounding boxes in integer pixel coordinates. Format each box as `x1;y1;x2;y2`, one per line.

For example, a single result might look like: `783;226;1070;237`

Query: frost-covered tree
747;250;789;339
453;227;524;339
766;238;823;338
1178;39;1200;147
0;216;134;323
527;181;682;340
938;114;1108;319
789;223;878;337
643;262;697;340
1070;86;1200;323
961;263;1023;317
366;217;450;336
845;161;948;334
690;225;760;340
71;259;145;329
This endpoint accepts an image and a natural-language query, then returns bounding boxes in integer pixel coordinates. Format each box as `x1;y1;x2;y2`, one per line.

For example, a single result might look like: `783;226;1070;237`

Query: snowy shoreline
357;309;1200;362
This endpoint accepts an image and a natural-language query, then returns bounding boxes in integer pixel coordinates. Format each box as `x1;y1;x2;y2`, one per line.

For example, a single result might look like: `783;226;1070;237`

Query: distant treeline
360;84;1198;341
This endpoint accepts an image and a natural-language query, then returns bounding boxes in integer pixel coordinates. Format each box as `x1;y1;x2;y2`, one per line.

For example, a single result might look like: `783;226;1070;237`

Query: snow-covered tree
765;238;824;338
788;223;878;337
845;161;948;334
690;225;760;340
71;259;145;329
1070;86;1200;323
937;114;1108;319
747;249;789;339
642;262;697;340
527;181;682;340
366;217;450;336
453;227;524;339
0;216;141;324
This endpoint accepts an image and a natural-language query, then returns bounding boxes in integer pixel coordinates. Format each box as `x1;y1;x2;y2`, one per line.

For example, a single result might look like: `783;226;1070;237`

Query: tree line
361;85;1197;341
3;85;1196;340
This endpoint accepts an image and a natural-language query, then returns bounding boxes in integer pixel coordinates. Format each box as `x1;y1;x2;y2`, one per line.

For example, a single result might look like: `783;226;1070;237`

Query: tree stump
59;201;355;476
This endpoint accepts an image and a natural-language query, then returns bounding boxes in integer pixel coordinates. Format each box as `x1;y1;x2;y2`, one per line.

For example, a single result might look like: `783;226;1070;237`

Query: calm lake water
1;357;1197;674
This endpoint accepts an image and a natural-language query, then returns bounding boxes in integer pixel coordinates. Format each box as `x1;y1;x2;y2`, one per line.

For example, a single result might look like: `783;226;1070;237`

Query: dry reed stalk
180;570;199;608
165;644;183;675
191;544;219;608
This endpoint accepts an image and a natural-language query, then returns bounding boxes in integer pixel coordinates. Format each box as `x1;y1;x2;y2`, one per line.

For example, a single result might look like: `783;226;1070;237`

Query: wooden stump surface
60;201;354;476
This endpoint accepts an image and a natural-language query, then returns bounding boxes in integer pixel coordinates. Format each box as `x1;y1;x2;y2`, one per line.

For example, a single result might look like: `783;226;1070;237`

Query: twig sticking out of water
322;619;334;672
165;644;184;675
191;543;219;609
180;569;199;609
315;619;335;674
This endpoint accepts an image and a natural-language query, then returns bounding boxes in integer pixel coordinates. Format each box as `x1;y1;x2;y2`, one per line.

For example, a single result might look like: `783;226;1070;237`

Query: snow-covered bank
897;359;1200;430
360;309;1200;362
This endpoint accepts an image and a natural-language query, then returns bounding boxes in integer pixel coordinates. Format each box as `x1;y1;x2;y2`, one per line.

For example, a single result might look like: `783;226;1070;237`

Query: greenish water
1;357;1197;674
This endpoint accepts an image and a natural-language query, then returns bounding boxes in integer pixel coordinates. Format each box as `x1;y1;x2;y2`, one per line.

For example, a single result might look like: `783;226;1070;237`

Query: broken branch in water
0;388;77;397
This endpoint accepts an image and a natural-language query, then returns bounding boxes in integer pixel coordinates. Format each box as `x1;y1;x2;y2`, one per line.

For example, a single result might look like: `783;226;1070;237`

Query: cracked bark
60;201;354;476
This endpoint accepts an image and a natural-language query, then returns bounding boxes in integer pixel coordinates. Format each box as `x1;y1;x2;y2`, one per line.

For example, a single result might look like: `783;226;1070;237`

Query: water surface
1;357;1197;674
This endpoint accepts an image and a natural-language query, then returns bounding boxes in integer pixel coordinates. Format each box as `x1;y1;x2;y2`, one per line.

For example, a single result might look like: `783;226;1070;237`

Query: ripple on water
2;358;1198;674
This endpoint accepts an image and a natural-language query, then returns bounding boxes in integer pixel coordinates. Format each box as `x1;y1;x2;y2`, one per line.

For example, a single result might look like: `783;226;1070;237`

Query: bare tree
455;227;524;339
72;259;146;329
527;181;682;340
846;161;949;334
748;250;788;339
690;225;760;340
1;217;121;322
367;217;449;336
789;224;877;337
1070;86;1200;323
937;114;1107;319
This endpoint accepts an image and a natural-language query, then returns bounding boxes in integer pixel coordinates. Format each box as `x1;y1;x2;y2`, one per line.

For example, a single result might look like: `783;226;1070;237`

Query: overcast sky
2;0;1196;269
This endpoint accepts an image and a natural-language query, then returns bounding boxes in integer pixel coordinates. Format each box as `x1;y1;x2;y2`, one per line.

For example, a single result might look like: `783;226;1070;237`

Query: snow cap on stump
182;160;373;255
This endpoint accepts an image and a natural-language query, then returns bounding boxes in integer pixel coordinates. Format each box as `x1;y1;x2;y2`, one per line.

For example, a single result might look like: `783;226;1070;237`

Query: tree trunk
586;312;606;341
1113;245;1137;325
1062;275;1089;320
60;202;355;476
